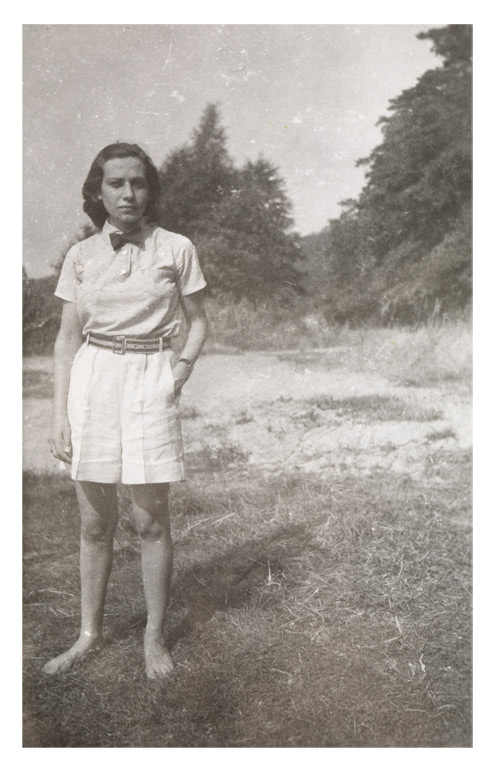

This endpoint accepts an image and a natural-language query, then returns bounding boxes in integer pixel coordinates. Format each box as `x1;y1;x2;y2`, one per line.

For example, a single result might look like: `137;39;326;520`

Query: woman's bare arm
50;301;84;462
172;290;208;391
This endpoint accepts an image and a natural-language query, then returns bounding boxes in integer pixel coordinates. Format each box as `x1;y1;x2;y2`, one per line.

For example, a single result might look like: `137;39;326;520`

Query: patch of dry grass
205;297;471;388
338;323;472;386
23;456;471;747
204;297;342;352
304;394;443;423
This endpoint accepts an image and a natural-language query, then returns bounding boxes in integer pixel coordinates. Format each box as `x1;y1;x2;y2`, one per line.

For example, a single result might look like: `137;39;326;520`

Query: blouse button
120;268;127;275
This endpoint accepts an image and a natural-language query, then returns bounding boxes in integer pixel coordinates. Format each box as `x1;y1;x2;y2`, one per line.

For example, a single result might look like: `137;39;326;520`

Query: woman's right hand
49;415;73;464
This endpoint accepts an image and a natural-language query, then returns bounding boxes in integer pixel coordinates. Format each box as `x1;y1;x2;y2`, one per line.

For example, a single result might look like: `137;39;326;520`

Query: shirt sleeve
54;244;81;302
174;239;207;296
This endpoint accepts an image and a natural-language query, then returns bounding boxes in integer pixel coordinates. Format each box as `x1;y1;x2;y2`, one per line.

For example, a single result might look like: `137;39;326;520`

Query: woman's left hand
172;360;191;396
171;291;207;397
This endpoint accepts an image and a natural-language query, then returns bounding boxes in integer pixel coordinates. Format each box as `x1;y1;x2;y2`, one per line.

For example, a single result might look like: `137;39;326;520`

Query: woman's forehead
102;156;146;178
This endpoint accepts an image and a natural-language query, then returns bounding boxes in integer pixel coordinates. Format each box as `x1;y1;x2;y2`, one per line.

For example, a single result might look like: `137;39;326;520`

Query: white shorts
67;343;185;484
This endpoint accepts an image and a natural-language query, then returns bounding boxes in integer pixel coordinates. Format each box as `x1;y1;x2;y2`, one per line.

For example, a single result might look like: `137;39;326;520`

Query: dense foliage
322;25;472;324
158;104;304;302
24;224;96;354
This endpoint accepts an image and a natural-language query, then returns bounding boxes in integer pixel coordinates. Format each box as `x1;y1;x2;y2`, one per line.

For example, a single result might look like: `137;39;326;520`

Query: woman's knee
133;513;168;541
130;484;170;541
80;511;117;543
76;482;118;543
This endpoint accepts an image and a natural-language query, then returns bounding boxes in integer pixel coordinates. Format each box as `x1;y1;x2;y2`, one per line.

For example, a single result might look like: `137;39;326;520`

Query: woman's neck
108;216;144;233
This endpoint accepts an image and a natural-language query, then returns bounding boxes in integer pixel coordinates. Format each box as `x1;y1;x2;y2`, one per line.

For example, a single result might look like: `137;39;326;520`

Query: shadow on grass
23;466;472;748
23;470;322;747
103;515;311;651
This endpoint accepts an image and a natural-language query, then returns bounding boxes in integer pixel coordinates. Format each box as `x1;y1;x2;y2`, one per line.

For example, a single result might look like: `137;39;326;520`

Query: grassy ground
22;323;472;747
23;461;471;747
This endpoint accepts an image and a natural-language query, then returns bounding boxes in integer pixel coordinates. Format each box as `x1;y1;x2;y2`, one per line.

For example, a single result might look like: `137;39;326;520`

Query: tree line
24;23;471;351
155;24;471;324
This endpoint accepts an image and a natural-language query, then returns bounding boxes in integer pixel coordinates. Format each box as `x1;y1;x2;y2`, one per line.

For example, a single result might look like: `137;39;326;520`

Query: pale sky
23;24;439;277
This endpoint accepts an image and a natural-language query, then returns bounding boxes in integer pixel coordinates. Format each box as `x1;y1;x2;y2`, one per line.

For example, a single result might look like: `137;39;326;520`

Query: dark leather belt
87;331;172;355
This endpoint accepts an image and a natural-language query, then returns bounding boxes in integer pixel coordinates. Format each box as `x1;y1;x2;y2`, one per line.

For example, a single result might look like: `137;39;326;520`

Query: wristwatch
178;357;194;374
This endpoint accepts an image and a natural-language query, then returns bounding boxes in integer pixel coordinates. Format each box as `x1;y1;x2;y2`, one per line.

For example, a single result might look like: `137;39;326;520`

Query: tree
158;103;235;239
417;24;472;66
324;24;472;324
158;104;304;301
209;158;304;301
24;223;98;353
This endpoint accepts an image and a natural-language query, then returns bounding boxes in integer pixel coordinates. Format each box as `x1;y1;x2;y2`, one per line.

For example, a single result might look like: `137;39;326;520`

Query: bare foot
42;633;102;675
144;633;174;679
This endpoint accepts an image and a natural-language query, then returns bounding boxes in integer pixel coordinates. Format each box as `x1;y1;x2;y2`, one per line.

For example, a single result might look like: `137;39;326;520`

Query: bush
23;271;60;355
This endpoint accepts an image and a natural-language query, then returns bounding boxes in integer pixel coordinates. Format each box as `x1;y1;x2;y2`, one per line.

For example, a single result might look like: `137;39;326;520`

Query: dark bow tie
109;227;143;251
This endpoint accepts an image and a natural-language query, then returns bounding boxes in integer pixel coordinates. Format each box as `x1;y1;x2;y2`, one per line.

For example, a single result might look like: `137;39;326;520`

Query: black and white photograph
22;21;472;749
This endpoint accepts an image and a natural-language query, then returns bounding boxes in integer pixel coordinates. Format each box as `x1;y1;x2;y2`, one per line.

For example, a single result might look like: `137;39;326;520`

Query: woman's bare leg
42;482;118;674
130;483;174;678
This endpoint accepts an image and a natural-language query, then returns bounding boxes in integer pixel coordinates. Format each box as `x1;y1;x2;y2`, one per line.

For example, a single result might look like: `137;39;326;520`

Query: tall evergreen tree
158;103;234;238
158;104;304;301
212;158;304;301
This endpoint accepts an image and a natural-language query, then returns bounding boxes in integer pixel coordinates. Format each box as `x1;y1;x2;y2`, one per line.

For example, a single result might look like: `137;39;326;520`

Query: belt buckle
113;335;127;355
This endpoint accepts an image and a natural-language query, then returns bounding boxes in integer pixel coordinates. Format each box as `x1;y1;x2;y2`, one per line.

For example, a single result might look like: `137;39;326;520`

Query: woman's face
98;156;149;230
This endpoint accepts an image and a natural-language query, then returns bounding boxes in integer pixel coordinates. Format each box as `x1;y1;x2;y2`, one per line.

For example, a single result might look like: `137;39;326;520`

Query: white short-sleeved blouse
55;219;206;339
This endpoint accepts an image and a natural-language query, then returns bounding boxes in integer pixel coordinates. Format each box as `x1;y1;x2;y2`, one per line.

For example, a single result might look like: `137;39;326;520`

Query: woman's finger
54;451;71;464
62;442;73;459
61;429;73;459
59;442;72;462
50;440;71;464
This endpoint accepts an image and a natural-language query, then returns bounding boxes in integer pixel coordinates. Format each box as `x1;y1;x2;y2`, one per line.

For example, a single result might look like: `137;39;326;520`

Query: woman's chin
110;213;143;230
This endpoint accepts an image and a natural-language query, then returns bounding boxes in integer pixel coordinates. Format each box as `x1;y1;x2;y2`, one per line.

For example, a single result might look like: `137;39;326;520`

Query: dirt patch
180;352;471;482
23;351;471;482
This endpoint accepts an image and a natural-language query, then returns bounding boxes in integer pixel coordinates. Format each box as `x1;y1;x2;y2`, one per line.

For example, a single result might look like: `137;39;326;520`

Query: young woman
43;143;208;679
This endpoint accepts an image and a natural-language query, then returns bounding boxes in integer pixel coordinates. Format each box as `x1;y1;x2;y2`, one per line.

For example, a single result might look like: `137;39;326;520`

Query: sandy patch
23;352;471;481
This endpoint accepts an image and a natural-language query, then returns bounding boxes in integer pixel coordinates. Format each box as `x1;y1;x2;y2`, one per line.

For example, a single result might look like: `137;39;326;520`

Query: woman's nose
122;182;135;199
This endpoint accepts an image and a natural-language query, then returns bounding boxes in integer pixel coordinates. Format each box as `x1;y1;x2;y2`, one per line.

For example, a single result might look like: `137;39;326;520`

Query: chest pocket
140;265;176;299
75;259;101;295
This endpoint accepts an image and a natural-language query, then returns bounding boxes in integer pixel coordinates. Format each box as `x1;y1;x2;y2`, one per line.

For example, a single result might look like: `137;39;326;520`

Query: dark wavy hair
82;143;161;228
